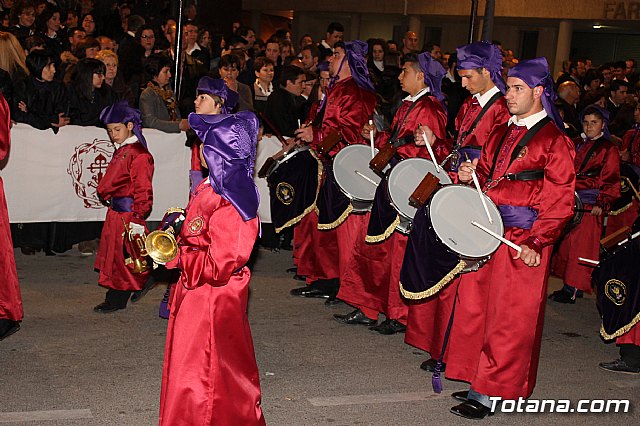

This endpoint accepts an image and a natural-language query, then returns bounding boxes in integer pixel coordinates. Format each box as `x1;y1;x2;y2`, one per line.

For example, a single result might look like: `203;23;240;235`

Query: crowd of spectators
1;1;639;253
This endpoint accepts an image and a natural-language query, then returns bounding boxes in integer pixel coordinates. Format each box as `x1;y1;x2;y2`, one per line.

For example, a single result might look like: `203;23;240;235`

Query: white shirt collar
403;87;430;102
580;132;604;141
187;43;201;55
445;70;456;82
373;60;384;71
321;40;333;52
254;81;273;96
473;86;501;108
508;109;548;129
127;31;135;37
116;135;139;148
609;97;619;108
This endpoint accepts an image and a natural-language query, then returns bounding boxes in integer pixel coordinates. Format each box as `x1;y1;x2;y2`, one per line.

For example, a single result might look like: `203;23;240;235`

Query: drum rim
387;157;453;220
332;144;381;203
428;184;504;259
270;145;311;175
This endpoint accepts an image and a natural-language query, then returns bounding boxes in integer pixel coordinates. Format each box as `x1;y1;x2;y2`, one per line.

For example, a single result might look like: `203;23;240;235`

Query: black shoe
599;358;640;374
548;289;576;304
130;278;157;303
0;319;20;340
369;319;407;335
450;400;494;420
281;242;293;251
452;391;469;402
20;247;36;255
290;286;331;298
292;274;306;282
420;358;446;372
286;267;298;274
333;309;377;325
324;292;341;306
93;301;125;313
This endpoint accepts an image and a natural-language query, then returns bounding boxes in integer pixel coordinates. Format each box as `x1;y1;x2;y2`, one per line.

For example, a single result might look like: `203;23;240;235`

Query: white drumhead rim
332;144;382;202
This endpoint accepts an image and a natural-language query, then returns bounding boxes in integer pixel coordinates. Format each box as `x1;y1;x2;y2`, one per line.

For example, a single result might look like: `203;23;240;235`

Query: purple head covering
456;41;506;93
188;110;259;221
338;40;375;92
416;52;446;105
508;57;564;130
316;61;329;73
580;103;612;140
196;77;239;114
100;101;147;149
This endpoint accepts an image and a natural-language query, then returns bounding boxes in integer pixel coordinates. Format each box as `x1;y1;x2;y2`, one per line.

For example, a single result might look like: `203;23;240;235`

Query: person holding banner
448;58;575;419
403;41;510;372
551;104;620;303
93;102;154;313
335;52;448;331
0;93;22;340
159;110;264;426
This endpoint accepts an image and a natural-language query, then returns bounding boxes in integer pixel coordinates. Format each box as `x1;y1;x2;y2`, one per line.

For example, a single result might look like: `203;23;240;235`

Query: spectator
264;64;305;137
300;43;318;72
95;49;135;107
236;25;256;51
196;27;213;69
23;34;44;53
139;53;188;133
209;31;224;70
13;49;69;132
66;26;85;53
401;31;418;55
318;21;343;60
137;25;157;59
608;79;629;120
387;40;398;54
367;38;386;91
218;53;252;111
8;1;35;47
251;56;274;114
183;20;208;67
80;13;96;37
279;39;294;63
35;4;64;57
64;8;78;30
97;35;114;51
75;36;100;59
67;58;114;126
298;33;313;55
0;30;28;104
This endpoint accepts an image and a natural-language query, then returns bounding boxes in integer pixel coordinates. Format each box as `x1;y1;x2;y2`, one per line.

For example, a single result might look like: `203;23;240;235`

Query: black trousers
105;289;132;308
620;344;640;368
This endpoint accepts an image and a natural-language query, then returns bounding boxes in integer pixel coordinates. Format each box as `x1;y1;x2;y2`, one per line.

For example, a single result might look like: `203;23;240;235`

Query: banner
253;135;283;223
1;124;190;223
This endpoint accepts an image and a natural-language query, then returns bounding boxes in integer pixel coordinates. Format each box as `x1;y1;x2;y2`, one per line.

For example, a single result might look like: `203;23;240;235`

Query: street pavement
0;247;638;425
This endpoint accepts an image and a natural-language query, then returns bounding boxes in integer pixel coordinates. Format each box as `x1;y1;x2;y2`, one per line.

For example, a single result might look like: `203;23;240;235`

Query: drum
399;185;504;300
610;162;640;214
266;146;322;232
333;144;388;213
387;157;452;233
564;192;584;234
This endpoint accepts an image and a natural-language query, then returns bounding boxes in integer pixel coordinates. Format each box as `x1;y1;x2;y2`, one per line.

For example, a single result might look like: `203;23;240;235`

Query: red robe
338;94;448;320
0;94;22;322
94;142;154;291
445;118;576;399
159;180;264;426
607;127;640;234
552;136;620;293
296;76;376;282
405;94;510;357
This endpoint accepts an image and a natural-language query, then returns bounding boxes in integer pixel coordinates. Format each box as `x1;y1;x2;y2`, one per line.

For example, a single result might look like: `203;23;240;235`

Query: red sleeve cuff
522;236;543;255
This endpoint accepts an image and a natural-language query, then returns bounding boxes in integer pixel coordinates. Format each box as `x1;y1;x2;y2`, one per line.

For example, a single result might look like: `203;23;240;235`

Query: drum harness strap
446;92;503;168
387;96;424;148
432;284;459;394
485;116;552;190
576;138;604;178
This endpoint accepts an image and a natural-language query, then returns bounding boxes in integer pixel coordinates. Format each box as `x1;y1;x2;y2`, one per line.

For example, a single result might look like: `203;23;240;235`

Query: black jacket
12;76;69;132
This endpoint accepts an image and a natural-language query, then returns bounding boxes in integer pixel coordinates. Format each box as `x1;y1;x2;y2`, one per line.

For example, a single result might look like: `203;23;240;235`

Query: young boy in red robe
159;105;265;425
93;102;154;313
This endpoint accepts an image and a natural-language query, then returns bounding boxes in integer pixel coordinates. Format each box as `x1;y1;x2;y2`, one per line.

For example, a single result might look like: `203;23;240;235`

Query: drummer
448;58;575;419
551;104;620;303
335;52;448;330
290;41;377;302
406;41;511;373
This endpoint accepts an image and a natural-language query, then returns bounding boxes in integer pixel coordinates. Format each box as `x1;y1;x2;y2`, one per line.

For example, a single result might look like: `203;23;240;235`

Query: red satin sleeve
131;153;154;220
0;94;10;160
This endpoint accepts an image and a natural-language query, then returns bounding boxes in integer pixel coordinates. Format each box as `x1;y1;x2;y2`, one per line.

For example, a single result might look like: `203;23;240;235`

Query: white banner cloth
1;124;190;223
253;135;283;223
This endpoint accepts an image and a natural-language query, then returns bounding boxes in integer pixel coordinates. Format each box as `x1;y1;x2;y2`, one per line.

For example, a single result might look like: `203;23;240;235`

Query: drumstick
578;257;599;265
470;220;521;253
466;154;493;224
617;230;640;246
368;119;375;159
419;123;441;173
354;170;379;186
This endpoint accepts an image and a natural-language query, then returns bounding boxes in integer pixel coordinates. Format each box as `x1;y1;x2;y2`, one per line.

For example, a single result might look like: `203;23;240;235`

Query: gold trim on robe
365;215;400;243
399;260;467;300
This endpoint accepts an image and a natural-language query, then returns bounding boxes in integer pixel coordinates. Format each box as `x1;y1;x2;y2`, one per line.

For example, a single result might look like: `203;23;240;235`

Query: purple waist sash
111;196;134;213
577;189;600;205
498;205;538;230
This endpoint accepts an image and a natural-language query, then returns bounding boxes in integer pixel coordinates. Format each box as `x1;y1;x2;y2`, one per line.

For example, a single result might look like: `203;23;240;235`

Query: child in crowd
93;101;154;313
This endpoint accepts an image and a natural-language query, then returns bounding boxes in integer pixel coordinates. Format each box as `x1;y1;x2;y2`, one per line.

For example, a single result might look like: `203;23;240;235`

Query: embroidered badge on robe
187;216;205;234
517;146;528;161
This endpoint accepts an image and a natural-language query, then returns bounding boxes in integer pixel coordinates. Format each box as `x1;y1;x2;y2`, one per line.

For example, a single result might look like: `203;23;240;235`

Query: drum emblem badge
620;177;629;193
605;279;626;306
276;182;295;205
516;146;528;161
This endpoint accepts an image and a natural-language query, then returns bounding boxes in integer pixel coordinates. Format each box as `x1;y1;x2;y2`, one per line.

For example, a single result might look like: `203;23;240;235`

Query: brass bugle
145;230;178;265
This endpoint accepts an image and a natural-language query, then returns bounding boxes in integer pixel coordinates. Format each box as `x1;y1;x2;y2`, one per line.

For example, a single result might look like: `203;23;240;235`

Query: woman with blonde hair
95;49;135;106
0;31;29;80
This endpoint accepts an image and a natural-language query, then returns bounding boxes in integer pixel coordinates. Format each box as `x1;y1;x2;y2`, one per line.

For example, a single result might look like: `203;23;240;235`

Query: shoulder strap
578;138;604;174
488;116;552;181
389;96;424;147
454;92;503;147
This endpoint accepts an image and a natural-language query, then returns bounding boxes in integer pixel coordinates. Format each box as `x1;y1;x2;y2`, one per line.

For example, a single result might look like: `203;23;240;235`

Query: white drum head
387;157;452;220
333;145;383;202
429;185;503;259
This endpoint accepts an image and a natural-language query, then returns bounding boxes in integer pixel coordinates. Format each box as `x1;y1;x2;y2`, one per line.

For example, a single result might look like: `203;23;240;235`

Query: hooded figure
100;101;148;149
457;41;506;94
417;51;447;107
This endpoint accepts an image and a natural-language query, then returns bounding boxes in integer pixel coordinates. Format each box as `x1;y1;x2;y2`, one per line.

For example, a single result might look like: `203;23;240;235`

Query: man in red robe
335;52;448;330
0;93;23;340
291;40;376;303
551;104;620;302
403;41;511;371
448;58;575;419
160;110;264;425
